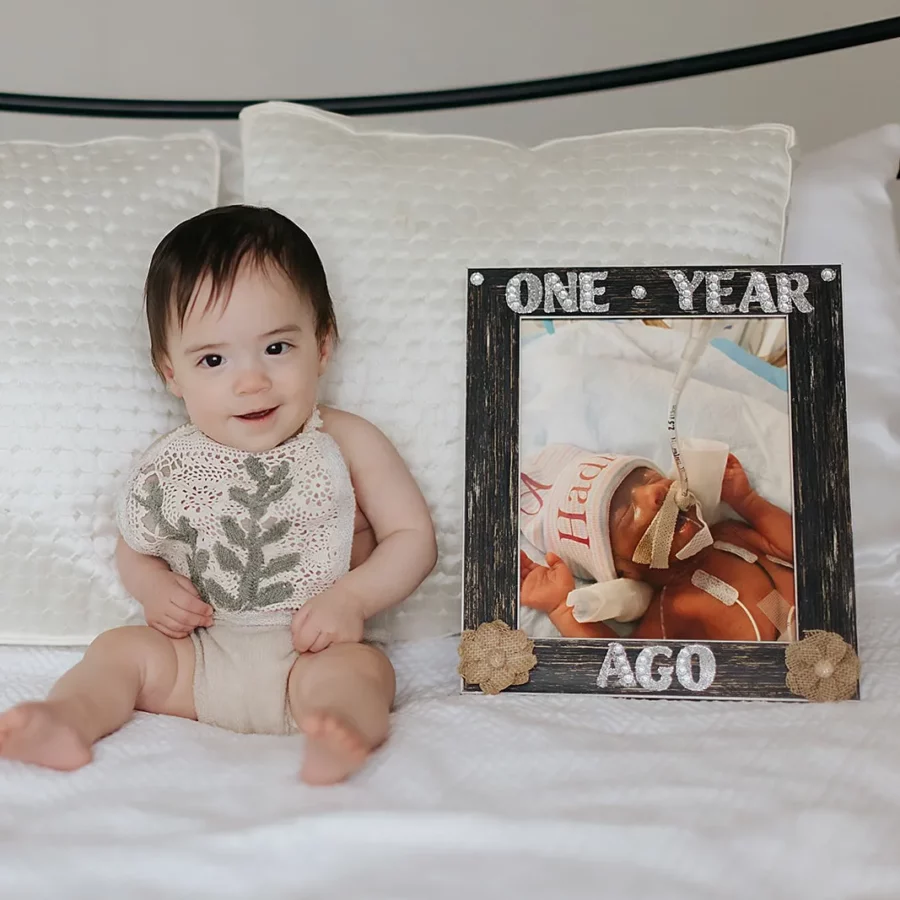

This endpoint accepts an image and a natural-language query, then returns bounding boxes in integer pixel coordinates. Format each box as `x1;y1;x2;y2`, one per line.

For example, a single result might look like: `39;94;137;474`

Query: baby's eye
199;354;223;368
265;342;291;355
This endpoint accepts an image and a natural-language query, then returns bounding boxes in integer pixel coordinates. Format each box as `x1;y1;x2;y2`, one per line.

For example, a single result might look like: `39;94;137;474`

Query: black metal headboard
0;16;898;119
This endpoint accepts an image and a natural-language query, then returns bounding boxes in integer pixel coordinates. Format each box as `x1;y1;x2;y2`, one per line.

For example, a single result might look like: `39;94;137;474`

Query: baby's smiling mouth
236;407;278;421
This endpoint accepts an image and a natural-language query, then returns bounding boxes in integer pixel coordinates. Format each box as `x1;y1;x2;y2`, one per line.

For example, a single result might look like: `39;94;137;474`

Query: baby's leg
0;626;195;771
288;643;396;786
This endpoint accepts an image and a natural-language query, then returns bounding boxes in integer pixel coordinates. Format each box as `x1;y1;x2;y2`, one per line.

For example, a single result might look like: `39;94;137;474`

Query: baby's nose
640;479;672;510
235;368;272;394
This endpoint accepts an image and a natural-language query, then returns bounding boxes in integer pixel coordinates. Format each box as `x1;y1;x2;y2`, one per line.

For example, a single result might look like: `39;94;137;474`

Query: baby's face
609;466;701;570
161;262;329;452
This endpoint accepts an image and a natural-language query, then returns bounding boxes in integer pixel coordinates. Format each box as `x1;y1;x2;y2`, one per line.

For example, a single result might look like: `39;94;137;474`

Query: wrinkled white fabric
0;595;899;898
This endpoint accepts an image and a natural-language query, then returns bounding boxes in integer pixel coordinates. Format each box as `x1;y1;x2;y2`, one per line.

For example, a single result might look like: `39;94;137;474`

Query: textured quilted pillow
240;102;795;641
0;135;219;644
782;125;900;582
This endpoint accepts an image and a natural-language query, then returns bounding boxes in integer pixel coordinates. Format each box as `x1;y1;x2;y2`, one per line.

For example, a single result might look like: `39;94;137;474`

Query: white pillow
240;102;795;641
0;134;220;644
218;138;244;206
782;124;900;581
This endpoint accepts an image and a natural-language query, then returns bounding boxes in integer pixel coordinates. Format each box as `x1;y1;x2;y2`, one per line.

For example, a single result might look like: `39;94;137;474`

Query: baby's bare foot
299;710;373;786
0;703;92;771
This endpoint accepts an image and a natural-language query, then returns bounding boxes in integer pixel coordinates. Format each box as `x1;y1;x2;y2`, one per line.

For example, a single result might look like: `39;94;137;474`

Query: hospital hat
519;443;658;623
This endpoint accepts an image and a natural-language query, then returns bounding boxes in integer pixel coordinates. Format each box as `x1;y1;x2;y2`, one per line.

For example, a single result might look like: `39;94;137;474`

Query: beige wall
0;0;897;155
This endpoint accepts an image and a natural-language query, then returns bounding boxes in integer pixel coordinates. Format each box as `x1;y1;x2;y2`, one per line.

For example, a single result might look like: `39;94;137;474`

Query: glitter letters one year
503;269;817;315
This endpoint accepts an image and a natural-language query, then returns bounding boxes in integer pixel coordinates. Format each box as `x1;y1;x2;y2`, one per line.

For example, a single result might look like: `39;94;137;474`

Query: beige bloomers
190;612;298;736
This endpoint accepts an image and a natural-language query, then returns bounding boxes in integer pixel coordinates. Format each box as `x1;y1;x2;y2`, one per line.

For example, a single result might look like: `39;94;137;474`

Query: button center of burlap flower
488;650;506;668
814;659;835;679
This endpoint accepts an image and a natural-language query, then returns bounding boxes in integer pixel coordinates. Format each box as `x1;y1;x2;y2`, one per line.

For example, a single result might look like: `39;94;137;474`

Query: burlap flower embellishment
786;630;859;702
458;620;537;695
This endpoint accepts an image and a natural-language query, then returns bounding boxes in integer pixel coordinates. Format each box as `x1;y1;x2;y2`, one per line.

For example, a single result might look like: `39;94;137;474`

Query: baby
0;205;437;784
519;444;795;643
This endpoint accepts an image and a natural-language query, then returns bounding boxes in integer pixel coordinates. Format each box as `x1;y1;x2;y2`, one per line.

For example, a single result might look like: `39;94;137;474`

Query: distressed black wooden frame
463;266;857;700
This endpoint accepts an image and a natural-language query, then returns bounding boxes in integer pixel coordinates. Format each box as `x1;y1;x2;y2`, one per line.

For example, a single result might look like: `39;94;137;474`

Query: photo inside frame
517;316;796;646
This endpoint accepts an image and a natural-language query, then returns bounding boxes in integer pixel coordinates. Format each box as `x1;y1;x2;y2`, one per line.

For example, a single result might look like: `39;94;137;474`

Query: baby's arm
115;442;216;638
520;552;616;640
350;506;377;569
115;537;214;639
720;454;793;562
732;493;794;561
291;409;437;653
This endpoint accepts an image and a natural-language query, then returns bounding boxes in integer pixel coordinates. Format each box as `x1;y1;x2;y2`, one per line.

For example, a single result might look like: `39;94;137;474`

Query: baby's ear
317;330;335;375
160;357;183;398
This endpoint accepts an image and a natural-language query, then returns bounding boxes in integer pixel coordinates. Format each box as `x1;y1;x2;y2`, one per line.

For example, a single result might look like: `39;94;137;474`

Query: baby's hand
140;569;214;640
720;453;754;510
291;588;366;654
520;550;575;614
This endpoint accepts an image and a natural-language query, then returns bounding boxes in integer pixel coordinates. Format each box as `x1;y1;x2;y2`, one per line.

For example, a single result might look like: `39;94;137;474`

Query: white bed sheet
1;587;899;900
3;319;899;898
520;320;792;509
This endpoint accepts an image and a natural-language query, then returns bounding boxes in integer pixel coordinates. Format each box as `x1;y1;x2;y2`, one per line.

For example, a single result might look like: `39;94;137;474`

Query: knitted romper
116;408;355;735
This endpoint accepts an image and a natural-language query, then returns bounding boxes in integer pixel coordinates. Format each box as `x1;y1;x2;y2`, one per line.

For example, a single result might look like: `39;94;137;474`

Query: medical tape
758;589;792;636
675;500;713;560
713;541;758;564
691;569;738;606
632;482;713;569
691;569;761;641
632;482;681;569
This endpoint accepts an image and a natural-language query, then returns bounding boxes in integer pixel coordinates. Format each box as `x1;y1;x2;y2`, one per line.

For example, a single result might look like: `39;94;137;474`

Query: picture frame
461;266;858;701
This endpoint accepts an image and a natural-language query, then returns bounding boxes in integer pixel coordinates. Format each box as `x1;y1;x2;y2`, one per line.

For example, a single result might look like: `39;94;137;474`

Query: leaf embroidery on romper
136;455;300;611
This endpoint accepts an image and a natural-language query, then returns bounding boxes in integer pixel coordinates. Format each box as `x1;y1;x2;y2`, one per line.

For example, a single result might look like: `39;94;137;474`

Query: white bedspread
1;583;899;899
3;311;898;897
4;306;900;899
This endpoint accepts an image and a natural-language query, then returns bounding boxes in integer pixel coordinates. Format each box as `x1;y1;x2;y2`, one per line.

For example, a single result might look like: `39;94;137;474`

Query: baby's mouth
632;487;710;569
237;407;278;421
675;505;704;539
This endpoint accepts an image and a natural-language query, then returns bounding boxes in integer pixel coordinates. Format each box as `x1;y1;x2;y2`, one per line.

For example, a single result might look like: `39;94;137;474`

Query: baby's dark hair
144;204;337;378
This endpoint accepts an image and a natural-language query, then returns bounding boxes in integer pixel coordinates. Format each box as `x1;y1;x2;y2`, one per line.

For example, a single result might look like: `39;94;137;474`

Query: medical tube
668;320;715;510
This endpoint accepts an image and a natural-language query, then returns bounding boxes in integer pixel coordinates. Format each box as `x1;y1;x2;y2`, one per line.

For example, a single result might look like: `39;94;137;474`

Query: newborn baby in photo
520;445;794;644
